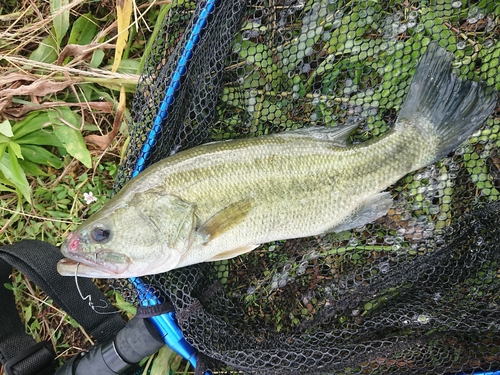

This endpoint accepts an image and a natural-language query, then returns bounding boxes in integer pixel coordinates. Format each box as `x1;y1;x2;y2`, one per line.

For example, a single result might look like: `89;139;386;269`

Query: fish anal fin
198;199;253;242
209;244;259;261
329;192;393;233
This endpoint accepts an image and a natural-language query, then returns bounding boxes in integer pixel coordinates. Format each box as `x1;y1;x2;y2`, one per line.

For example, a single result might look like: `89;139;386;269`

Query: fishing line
74;262;118;315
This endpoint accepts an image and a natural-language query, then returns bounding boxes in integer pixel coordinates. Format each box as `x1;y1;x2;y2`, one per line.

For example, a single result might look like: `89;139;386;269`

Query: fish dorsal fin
272;123;359;147
209;244;259;261
197;199;253;242
135;192;196;250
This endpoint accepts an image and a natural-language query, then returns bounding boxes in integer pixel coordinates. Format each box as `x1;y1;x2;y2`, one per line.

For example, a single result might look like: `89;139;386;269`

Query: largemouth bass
58;43;497;278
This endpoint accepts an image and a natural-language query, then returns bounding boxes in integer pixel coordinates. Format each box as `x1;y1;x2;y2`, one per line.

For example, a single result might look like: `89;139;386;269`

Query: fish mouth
58;233;130;277
57;258;129;277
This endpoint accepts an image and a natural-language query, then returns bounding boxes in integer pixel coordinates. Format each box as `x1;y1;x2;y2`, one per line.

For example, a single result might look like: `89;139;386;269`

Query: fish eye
91;225;111;243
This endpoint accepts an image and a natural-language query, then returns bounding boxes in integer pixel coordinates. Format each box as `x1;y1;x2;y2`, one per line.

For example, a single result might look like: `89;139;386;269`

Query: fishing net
112;0;500;374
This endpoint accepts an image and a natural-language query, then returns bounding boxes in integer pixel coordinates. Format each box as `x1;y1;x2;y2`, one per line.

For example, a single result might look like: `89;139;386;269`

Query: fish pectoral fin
209;244;259;261
328;192;393;233
272;122;359;147
197;199;253;243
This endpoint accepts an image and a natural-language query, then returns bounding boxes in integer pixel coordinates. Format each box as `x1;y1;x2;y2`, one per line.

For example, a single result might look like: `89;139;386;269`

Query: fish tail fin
397;42;497;160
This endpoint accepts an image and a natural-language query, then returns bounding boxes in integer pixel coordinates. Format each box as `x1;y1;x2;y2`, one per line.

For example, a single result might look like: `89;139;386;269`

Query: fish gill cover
111;0;500;374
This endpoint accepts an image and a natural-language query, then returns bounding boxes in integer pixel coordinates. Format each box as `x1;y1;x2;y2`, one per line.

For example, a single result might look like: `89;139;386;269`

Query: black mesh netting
112;0;500;374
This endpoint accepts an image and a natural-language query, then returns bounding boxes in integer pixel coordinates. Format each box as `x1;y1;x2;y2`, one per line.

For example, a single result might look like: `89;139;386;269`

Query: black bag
0;240;125;375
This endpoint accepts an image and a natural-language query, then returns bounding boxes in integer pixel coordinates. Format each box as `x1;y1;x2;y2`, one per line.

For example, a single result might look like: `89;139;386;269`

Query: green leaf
68;13;97;45
20;145;63;168
239;43;279;85
8;142;23;159
53;125;91;168
8;150;30;202
114;293;137;317
0;143;6;162
15;131;64;148
0;119;13;137
0;151;31;203
90;49;105;68
51;0;70;45
23;304;32;323
3;283;14;291
279;1;327;74
29;35;58;63
0;179;16;194
150;346;183;375
0;134;10;144
18;159;49;177
106;58;141;74
11;111;51;139
48;109;92;168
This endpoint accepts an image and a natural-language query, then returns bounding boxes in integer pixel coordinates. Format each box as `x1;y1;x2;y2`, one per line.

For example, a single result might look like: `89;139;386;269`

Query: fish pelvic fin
197;199;253;242
208;244;259;261
396;42;497;161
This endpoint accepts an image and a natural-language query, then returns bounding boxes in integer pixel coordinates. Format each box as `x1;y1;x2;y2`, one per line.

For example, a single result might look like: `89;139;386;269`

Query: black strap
136;300;175;318
0;240;126;375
